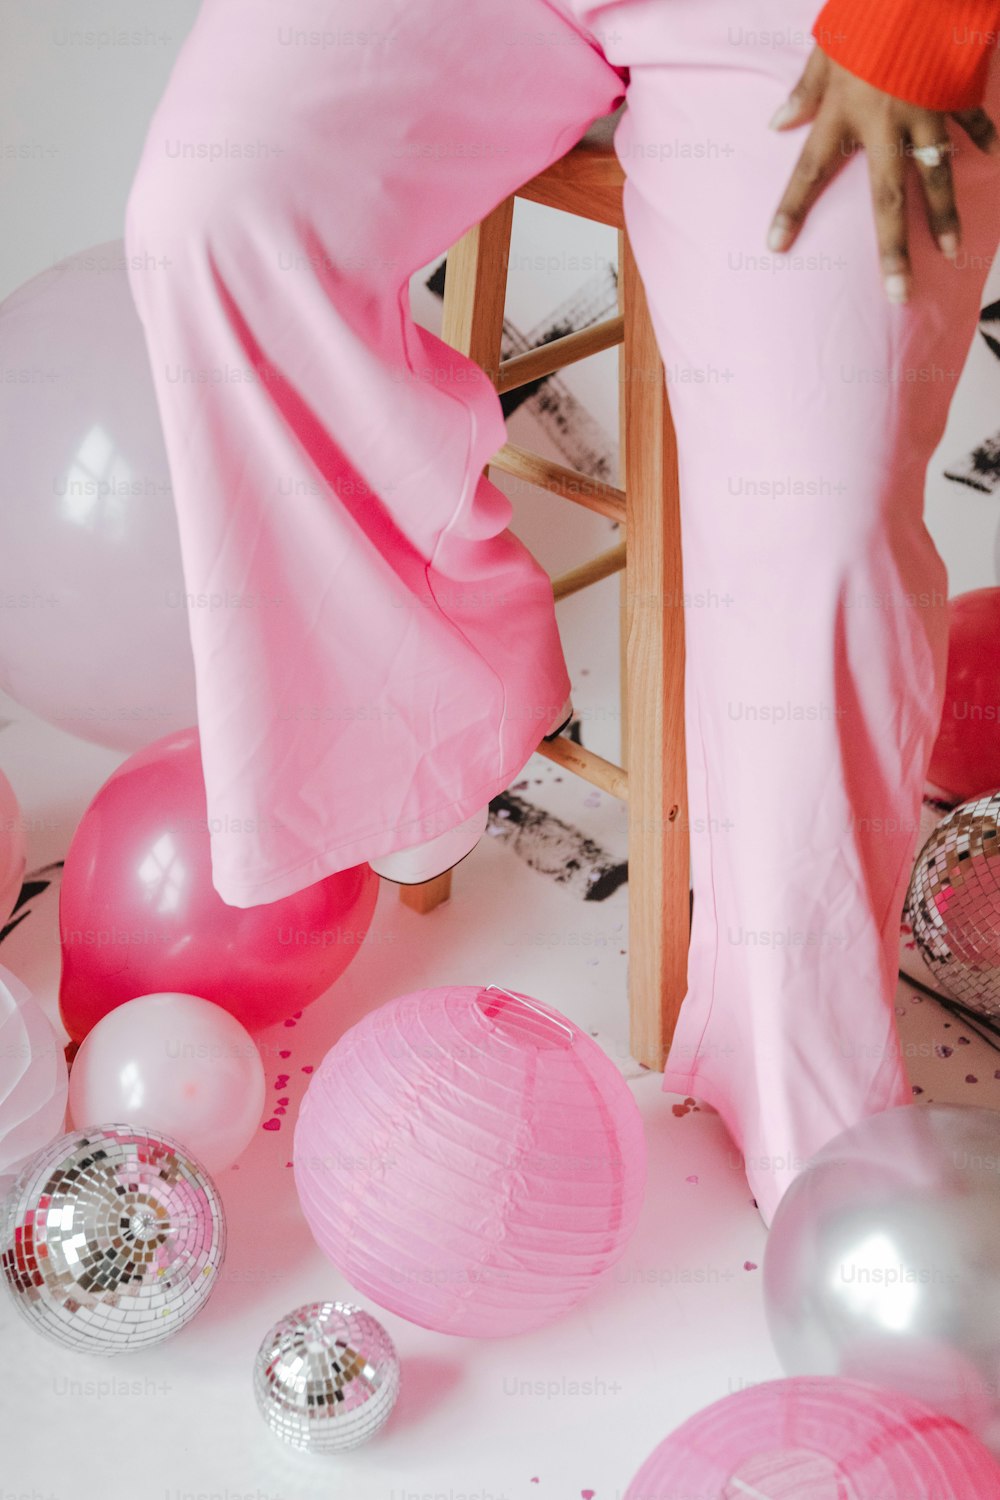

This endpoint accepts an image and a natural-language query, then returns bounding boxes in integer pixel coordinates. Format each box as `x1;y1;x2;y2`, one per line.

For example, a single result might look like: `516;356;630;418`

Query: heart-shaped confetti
743;1261;758;1272
279;1050;291;1059
262;1119;281;1131
275;1075;290;1089
276;1097;289;1107
302;1065;314;1074
685;1174;699;1184
966;1075;979;1084
274;1107;287;1116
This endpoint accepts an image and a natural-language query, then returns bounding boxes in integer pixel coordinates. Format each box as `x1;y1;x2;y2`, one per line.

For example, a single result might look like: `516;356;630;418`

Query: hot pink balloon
623;1377;1000;1499
294;984;647;1337
68;992;266;1174
0;240;198;751
58;727;379;1041
0;767;27;927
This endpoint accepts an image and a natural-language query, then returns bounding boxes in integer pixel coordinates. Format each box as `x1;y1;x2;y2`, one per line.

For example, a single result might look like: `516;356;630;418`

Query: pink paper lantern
0;768;27;928
624;1377;1000;1500
0;963;68;1196
293;984;646;1337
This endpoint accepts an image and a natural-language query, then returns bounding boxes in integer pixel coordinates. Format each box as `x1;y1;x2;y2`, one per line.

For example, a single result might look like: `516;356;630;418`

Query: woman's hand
767;46;1000;304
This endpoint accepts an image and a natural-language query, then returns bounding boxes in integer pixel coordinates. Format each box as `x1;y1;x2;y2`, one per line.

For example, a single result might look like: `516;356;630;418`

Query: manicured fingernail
767;221;792;252
885;273;910;304
768;99;798;130
938;231;959;258
773;98;803;129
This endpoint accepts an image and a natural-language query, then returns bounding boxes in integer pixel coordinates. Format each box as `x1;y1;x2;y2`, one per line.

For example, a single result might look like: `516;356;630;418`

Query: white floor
3;634;1000;1500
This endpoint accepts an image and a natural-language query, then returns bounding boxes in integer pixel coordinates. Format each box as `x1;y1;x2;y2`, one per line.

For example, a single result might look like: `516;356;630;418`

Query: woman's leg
123;0;626;906
593;0;1000;1219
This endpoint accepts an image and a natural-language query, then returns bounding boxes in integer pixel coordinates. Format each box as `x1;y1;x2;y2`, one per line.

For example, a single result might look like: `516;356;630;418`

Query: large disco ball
254;1302;400;1453
904;790;1000;1021
763;1104;1000;1445
1;1124;226;1352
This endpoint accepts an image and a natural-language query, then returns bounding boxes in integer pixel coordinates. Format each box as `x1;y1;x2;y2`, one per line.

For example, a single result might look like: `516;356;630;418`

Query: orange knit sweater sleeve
813;0;999;110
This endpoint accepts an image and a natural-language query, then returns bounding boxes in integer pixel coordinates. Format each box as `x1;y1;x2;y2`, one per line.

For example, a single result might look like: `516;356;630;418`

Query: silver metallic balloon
904;793;1000;1021
764;1104;1000;1447
254;1301;400;1453
1;1123;226;1352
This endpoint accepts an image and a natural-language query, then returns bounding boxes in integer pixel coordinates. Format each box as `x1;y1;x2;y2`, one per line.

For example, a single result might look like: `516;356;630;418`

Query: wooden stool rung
551;540;626;601
490;443;626;526
497;314;625;394
534;736;628;800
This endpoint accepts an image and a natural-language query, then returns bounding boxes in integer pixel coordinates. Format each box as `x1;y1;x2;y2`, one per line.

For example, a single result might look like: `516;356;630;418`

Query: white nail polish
768;100;797;130
939;232;959;259
885;273;909;304
767;225;788;252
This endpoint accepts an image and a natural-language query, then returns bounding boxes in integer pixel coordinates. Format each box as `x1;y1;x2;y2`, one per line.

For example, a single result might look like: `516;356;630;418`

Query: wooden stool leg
619;230;690;1069
399;197;516;915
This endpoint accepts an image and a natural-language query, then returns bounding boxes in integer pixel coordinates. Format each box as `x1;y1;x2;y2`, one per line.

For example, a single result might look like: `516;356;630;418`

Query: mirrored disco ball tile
1;1124;226;1352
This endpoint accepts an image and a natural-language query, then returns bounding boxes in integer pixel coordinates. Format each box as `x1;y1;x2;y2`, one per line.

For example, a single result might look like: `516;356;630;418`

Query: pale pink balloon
0;963;68;1196
0;768;27;927
0;240;197;751
68;991;266;1174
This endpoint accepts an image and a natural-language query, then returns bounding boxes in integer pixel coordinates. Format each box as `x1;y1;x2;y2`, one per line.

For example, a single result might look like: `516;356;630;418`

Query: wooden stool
398;109;689;1070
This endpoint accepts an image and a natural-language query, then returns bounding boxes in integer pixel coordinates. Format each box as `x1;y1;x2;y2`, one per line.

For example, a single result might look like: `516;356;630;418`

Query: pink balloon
0;240;197;750
68;992;266;1174
294;984;647;1337
0;768;27;927
0;963;68;1195
929;589;1000;799
623;1376;1000;1499
58;727;379;1041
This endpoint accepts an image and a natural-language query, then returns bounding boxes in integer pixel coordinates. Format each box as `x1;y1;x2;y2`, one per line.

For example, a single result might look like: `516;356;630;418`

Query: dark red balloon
59;728;379;1042
929;588;1000;801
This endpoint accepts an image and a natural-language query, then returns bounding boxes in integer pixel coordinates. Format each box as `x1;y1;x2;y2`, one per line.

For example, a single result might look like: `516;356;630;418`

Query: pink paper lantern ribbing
623;1377;1000;1500
293;984;646;1337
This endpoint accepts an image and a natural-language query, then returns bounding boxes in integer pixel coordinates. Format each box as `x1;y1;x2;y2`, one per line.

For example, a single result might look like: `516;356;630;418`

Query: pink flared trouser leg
123;0;1000;1220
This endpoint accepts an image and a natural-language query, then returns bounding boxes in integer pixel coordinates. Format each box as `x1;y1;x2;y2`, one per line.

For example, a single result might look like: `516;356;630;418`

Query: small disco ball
254;1302;400;1453
1;1124;226;1353
904;790;1000;1021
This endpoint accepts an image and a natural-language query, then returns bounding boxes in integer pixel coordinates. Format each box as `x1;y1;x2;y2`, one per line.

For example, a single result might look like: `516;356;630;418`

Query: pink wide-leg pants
123;0;1000;1219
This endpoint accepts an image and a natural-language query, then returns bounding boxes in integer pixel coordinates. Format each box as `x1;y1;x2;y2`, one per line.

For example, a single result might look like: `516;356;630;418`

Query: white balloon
68;992;266;1174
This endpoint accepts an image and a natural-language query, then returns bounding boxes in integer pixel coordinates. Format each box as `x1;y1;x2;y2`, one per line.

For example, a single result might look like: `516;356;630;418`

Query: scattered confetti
302;1065;314;1074
279;1050;291;1059
936;1045;953;1058
262;1119;281;1132
275;1075;290;1089
743;1261;758;1272
685;1175;699;1184
966;1075;979;1084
